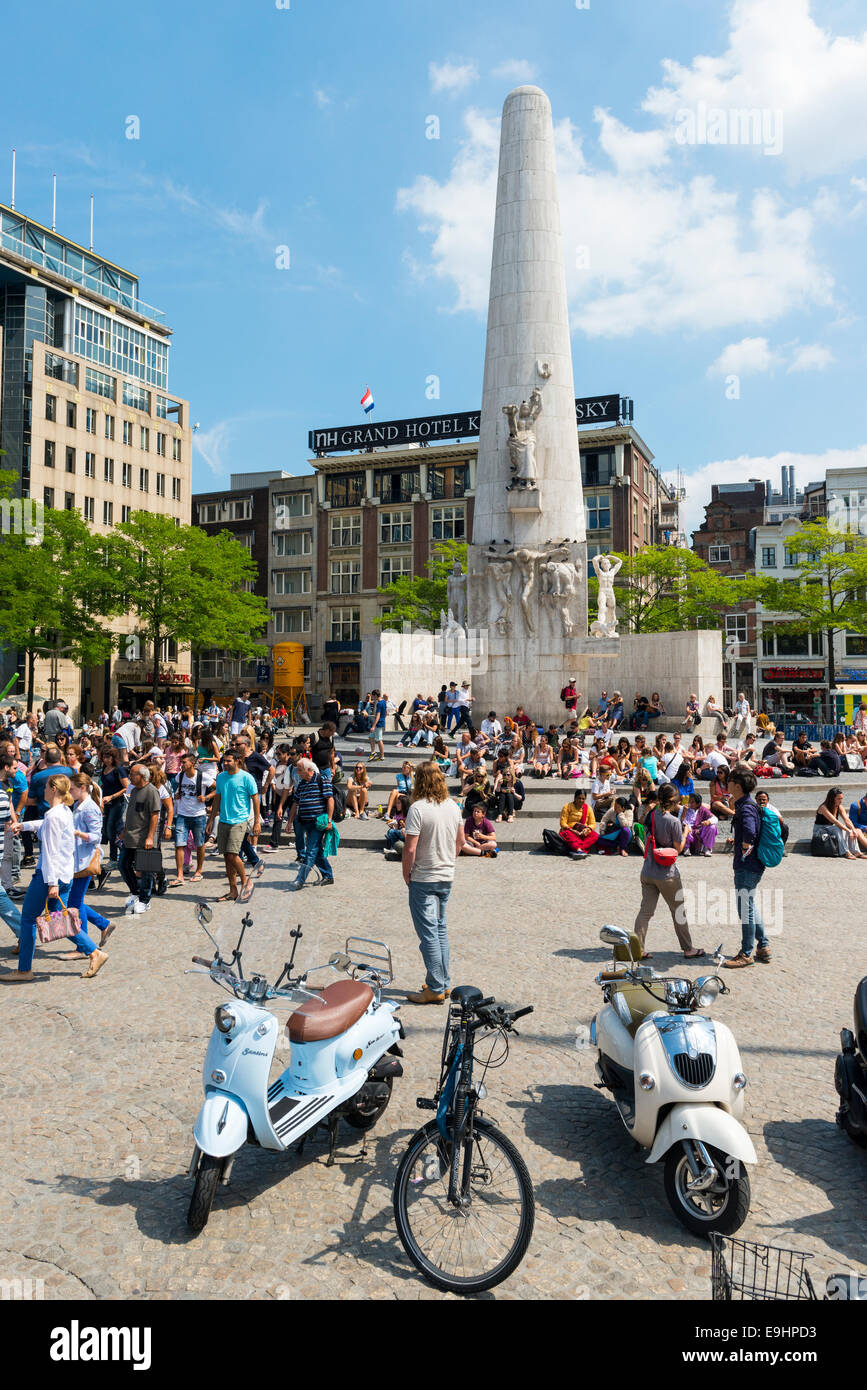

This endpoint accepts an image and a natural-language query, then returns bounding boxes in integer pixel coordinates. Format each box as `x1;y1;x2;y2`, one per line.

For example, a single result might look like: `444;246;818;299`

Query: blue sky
3;0;866;535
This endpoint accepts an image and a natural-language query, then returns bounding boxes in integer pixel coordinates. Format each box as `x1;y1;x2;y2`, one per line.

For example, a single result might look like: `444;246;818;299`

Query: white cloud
491;60;538;84
675;444;867;540
643;0;867;178
595;108;670;174
787;343;834;372
194;419;235;476
707;337;780;376
314;88;332;108
429;61;479;94
397;108;833;336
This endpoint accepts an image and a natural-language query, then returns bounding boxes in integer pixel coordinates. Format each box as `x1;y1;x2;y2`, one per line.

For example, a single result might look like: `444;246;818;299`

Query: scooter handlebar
598;970;628;981
191;956;215;968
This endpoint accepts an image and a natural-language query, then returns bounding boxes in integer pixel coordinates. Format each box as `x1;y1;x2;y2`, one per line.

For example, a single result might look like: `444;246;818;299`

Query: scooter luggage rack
711;1234;818;1301
344;936;394;985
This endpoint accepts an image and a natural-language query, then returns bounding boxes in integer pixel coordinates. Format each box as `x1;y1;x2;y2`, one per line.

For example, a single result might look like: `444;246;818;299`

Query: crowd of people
2;680;866;991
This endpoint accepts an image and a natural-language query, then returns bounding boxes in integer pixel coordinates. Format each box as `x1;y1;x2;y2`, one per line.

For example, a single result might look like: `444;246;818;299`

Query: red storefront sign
762;667;824;683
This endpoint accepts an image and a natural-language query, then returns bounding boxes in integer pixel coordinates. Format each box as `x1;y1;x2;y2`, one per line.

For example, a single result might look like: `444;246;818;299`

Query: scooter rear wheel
187;1153;223;1231
664;1143;750;1237
342;1077;393;1130
841;1109;867;1147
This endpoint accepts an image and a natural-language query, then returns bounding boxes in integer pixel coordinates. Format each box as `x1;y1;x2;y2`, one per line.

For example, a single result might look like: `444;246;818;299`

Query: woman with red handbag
1;774;78;985
633;783;705;960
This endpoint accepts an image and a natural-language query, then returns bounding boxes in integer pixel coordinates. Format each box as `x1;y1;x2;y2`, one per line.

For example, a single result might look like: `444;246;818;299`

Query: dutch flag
360;385;375;415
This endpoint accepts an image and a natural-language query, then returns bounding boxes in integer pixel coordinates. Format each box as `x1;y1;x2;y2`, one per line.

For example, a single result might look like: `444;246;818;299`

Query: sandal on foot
239;879;255;903
82;949;108;978
167;878;184;888
189;873;204;882
215;892;238;903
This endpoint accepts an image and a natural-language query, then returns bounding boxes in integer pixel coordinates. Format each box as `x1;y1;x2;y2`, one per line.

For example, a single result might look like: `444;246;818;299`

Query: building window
139;468;149;492
45;393;56;422
66;447;76;474
103;500;114;526
105;413;115;440
330;559;360;594
725;614;748;646
643;508;650;544
324;472;365;508
66;400;77;429
273;608;311;634
784;549;799;567
156;432;166;457
274;491;312;519
44;351;77;385
235;532;254;551
65;492;75;511
373;467;419;504
380;554;412;587
121;505;132;523
380;509;412;545
156;473;165;497
74;304;113;368
140;426;149;451
273;569;312;596
430;464;469;500
84;452;96;478
330;513;361;548
82;496;95;523
431;505;465;541
223;498;252;520
44;440;55;469
85;366;115;400
761;546;776;568
104;457;115;483
708;545;732;563
330;607;360;642
172;478;181;502
85;407;97;434
172;437;182;461
632;498;639;535
44;487;54;508
845;633;867;657
198;502;220;523
273;529;312;557
585;494;611;530
582;449;615;487
122;462;132;488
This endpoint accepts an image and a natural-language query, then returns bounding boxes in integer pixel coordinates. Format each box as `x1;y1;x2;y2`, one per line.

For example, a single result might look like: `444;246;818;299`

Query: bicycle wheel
393;1116;534;1295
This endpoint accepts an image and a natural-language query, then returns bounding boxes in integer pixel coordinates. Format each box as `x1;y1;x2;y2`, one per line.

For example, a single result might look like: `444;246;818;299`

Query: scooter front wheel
664;1143;750;1237
187;1153;223;1231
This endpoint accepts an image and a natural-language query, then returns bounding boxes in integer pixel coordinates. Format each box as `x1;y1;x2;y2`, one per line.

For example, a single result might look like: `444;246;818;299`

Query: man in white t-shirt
402;765;465;1004
479;712;503;747
171;754;214;883
14;714;36;767
114;719;141;752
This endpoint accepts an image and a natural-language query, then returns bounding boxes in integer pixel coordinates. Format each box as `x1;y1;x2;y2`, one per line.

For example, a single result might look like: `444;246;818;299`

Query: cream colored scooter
591;925;756;1236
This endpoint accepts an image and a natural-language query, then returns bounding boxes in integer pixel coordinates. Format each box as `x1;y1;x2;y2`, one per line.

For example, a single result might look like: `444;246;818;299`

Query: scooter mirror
600;925;630;948
195;900;213;927
328;952;352;972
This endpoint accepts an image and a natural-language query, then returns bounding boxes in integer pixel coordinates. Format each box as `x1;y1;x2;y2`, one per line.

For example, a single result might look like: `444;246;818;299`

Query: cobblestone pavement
2;840;866;1301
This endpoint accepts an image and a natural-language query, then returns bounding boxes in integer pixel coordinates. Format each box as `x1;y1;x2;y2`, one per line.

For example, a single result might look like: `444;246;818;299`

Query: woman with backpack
723;766;774;969
633;783;705;960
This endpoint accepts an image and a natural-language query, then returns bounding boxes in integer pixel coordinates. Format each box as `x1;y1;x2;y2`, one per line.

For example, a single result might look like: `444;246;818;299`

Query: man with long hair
402;763;465;1005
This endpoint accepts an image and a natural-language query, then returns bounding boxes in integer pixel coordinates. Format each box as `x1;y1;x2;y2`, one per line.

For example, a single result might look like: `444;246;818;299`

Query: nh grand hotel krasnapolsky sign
308;395;633;454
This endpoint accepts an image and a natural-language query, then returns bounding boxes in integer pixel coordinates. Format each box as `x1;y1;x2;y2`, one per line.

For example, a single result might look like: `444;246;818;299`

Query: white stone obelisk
467;86;588;725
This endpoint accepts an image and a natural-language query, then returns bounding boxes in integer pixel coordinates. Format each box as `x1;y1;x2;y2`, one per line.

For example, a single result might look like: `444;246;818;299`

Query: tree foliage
589;545;757;634
375;539;467;632
753;518;867;689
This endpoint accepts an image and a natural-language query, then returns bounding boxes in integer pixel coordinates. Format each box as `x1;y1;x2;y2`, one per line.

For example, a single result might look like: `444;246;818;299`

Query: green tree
589;545;753;634
375;538;467;631
110;513;269;706
0;507;127;709
754;518;867;692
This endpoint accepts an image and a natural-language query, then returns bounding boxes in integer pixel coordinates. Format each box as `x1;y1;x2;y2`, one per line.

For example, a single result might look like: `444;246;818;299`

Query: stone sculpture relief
503;389;543;490
590;552;622;637
479;538;583;639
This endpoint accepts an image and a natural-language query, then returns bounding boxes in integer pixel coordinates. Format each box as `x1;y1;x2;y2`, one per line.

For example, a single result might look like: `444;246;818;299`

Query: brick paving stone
1;803;866;1301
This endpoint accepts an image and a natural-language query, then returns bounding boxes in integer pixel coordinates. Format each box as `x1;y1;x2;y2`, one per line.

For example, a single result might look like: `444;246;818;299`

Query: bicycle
392;985;535;1295
711;1234;867;1301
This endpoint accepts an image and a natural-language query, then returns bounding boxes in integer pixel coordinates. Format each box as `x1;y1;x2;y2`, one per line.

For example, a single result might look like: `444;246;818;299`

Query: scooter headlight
732;1072;747;1091
639;1071;656;1091
695;976;721;1009
215;1005;237;1034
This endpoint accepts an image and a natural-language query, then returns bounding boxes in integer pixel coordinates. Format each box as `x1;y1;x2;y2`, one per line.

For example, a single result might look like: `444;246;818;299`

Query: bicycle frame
435;1007;480;1206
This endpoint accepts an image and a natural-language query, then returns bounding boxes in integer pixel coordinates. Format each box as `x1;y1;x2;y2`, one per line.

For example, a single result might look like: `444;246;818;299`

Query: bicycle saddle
450;985;484;1006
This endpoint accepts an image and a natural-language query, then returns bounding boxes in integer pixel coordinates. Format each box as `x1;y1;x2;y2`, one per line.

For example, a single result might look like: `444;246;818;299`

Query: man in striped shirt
288;758;334;889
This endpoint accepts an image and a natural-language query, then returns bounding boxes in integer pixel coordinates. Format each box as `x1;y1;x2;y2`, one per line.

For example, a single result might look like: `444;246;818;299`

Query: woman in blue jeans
1;774;105;984
723;766;771;969
66;774;113;964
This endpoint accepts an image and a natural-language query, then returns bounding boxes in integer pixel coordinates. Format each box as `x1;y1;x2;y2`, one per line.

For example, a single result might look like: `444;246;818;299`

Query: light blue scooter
186;902;404;1230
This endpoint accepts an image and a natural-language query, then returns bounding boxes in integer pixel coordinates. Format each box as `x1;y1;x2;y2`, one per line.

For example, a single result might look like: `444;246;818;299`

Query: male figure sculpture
590;553;622;637
446;559;468;632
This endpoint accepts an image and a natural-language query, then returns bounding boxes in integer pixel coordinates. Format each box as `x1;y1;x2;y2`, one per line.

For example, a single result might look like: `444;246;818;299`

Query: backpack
756;808;785;867
811;830;844;858
319;773;347;823
111;733;127;749
542;827;570;855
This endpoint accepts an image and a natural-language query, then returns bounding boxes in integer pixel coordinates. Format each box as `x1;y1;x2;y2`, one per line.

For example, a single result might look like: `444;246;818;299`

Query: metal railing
0;229;166;324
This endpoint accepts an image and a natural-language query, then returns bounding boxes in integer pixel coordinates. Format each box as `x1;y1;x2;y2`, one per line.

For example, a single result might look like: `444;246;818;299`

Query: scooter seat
287;979;373;1043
